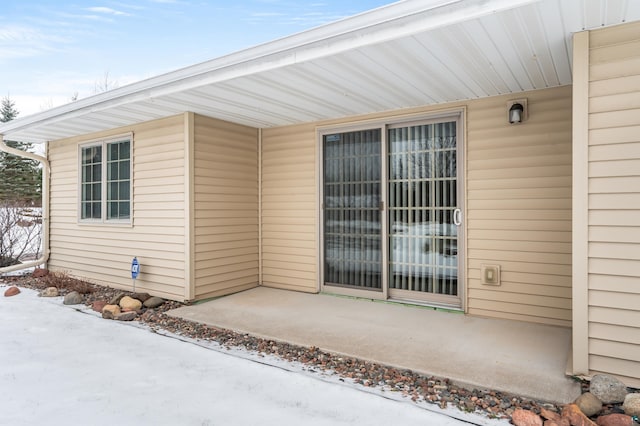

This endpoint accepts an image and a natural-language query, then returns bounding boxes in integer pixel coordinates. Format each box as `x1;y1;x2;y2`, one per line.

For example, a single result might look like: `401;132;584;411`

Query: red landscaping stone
92;301;107;313
32;268;49;278
544;419;570;426
596;414;633;426
512;409;543;426
541;407;562;422
4;286;20;297
562;404;598;426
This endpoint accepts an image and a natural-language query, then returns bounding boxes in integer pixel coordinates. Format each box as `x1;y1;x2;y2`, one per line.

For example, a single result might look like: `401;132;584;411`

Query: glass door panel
323;129;382;290
388;121;459;298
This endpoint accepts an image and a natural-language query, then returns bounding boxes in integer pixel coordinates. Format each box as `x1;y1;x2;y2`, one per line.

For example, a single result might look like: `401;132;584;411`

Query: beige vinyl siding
261;124;318;292
192;114;259;299
48;115;188;300
586;21;640;387
261;86;572;326
466;86;573;326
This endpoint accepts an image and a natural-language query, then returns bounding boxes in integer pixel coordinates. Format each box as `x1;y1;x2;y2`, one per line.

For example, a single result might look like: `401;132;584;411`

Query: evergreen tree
0;97;42;204
0;97;18;121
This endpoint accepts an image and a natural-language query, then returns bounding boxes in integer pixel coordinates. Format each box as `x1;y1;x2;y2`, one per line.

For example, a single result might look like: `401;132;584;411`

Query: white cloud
0;25;51;43
251;12;286;17
243;2;352;28
0;25;68;60
111;2;146;11
85;6;131;16
56;11;115;24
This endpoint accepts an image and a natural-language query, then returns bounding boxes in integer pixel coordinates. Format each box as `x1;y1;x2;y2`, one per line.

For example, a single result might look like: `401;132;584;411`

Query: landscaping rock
8;272;637;425
119;296;142;311
562;404;597;426
63;291;83;305
32;268;49;278
92;300;107;313
622;393;640;416
131;292;151;302
576;392;603;417
102;310;114;320
41;287;59;297
102;304;121;317
143;296;164;309
511;408;543;426
140;309;156;321
540;407;562;422
109;292;126;305
115;311;137;321
590;375;628;404
596;413;633;426
544;418;570;426
4;286;20;297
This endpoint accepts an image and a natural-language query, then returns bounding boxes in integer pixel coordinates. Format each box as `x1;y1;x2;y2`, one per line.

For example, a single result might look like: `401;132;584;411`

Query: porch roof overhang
1;0;639;144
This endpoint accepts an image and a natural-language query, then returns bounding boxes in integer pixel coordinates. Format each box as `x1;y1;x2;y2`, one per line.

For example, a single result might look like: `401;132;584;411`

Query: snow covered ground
0;287;506;426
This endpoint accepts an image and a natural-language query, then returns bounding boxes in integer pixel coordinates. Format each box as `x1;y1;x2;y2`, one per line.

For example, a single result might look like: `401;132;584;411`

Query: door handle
453;208;462;226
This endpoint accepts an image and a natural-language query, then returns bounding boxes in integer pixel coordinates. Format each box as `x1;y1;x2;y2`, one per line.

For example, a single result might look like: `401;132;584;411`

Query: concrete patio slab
168;287;581;404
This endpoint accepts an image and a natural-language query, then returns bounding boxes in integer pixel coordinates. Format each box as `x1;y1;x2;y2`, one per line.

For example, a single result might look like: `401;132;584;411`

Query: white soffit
2;0;639;143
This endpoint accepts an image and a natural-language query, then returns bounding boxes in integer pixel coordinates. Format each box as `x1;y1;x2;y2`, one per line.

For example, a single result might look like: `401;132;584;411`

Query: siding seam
185;112;195;301
572;30;591;376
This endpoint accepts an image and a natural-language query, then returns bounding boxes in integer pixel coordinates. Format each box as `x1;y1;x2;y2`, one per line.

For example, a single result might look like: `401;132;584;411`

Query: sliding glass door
321;116;462;308
387;121;459;305
323;129;382;290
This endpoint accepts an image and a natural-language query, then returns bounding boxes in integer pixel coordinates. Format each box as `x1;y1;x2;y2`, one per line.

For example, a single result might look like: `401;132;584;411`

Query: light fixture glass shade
509;103;524;124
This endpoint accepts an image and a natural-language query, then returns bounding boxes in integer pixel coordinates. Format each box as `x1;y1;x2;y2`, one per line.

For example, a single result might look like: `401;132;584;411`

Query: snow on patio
0;286;503;426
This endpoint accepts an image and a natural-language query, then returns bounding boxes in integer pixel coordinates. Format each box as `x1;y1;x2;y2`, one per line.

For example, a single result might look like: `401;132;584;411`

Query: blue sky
1;0;395;117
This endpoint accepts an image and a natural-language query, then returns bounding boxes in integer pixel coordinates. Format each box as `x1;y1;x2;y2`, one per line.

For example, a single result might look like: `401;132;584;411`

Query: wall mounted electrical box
481;264;501;286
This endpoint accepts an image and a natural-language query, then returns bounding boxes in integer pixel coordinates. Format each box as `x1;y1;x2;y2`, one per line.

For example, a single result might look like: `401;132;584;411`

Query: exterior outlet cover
481;264;501;286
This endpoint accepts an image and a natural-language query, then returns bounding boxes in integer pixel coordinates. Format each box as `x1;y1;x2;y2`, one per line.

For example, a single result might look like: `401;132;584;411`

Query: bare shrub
39;270;94;294
0;202;42;267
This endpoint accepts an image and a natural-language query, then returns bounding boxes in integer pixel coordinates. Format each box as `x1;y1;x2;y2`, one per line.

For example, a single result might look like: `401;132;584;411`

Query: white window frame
78;133;133;225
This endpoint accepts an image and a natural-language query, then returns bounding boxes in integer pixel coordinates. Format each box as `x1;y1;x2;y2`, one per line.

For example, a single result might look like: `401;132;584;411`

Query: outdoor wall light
507;99;527;124
509;103;523;123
